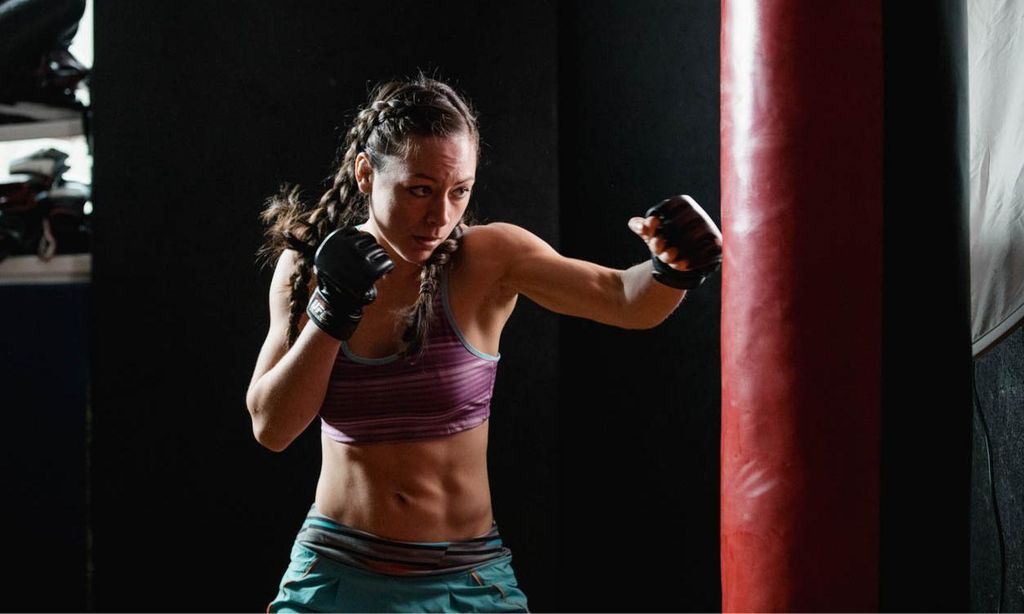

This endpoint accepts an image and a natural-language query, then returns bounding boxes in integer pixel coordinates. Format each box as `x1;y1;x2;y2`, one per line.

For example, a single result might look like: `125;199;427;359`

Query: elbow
640;317;667;330
252;420;292;453
246;395;293;452
623;314;668;330
259;436;291;454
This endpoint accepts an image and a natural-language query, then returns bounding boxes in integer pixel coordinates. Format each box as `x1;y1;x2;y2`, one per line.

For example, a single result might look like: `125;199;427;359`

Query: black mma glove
307;227;395;340
644;194;723;290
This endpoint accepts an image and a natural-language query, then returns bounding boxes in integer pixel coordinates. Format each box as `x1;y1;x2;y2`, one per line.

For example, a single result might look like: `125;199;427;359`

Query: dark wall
972;323;1024;613
89;1;722;612
558;0;722;611
0;284;89;611
880;0;973;609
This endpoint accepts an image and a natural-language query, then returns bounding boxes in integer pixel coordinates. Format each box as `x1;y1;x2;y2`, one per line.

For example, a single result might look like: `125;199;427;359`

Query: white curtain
969;0;1024;356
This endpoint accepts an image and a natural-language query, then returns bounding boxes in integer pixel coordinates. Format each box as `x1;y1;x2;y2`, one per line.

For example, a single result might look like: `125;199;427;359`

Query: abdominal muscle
313;419;495;542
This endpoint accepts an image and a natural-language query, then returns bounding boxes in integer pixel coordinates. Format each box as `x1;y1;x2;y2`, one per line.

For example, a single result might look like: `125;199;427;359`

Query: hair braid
396;224;465;359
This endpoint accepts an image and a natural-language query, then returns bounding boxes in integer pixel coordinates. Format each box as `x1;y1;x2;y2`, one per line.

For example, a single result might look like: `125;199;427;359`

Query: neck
389;261;425;286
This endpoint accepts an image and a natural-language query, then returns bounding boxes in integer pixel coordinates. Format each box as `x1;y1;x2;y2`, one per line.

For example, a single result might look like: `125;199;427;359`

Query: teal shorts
267;507;530;613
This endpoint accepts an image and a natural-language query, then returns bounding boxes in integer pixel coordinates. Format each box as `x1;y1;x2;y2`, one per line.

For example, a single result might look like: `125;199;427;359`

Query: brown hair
255;73;481;358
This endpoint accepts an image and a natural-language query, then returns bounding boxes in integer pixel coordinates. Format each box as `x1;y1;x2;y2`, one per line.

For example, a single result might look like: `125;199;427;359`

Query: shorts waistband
296;504;512;577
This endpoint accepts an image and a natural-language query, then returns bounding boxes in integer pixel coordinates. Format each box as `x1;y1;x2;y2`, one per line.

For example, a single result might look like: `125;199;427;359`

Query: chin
394;248;433;267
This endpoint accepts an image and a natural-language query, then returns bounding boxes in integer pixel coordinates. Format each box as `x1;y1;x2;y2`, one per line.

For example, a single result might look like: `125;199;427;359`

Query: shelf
0;253;91;285
0;101;87;142
0;118;84;142
0;100;93;286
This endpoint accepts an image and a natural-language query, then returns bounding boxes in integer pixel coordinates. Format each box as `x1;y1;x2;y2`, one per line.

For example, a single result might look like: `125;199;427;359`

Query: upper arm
246;249;310;402
488;222;628;327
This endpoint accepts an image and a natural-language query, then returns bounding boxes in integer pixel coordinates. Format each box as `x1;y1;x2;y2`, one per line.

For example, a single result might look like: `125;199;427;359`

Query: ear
354;152;374;194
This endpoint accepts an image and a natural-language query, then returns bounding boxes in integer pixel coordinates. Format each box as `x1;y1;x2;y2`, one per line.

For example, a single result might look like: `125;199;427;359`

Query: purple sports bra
318;265;501;445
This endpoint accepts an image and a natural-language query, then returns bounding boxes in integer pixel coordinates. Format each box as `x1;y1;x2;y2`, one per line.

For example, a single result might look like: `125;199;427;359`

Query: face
355;133;477;267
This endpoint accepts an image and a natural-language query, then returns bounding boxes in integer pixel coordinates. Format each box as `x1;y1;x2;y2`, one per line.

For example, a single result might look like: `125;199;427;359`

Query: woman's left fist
628;194;723;289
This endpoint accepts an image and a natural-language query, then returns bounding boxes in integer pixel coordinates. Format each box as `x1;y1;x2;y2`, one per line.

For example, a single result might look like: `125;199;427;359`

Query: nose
425;192;453;228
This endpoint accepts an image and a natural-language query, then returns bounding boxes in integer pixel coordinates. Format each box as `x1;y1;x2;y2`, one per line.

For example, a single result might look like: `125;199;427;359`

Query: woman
247;74;722;613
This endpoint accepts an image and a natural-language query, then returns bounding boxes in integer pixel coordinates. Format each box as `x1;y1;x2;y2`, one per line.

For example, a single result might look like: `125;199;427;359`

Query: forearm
618;260;687;329
247;323;341;451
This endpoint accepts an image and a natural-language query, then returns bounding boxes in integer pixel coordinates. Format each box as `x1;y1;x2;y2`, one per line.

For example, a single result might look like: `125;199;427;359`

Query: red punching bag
720;1;882;610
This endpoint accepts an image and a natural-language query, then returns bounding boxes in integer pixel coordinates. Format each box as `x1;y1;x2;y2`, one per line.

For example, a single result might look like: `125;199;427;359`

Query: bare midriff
311;225;513;544
314;419;495;542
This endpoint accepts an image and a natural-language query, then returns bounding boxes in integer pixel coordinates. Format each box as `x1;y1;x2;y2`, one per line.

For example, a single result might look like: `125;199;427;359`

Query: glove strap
650;256;720;290
306;286;361;340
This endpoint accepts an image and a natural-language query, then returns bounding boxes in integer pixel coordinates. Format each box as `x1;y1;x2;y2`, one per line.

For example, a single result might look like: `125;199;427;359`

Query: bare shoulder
460;222;553;265
462;221;558;285
247;248;310;398
270;248;300;288
272;248;317;290
463;221;547;245
268;248;314;331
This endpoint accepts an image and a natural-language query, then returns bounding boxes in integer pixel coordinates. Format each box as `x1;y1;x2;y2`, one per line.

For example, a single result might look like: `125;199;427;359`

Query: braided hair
256;74;480;358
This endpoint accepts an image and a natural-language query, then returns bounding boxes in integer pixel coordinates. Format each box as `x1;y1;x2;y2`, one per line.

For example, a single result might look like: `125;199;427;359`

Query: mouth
413;235;442;248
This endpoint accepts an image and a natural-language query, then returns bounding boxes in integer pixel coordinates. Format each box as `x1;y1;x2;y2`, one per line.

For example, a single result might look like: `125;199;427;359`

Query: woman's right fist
307;227;395;340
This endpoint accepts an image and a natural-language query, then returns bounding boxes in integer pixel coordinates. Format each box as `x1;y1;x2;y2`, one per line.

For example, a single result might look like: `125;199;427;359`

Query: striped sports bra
318;265;501;445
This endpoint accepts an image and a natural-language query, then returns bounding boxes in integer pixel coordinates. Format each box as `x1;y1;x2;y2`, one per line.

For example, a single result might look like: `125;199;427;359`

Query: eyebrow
412;173;475;184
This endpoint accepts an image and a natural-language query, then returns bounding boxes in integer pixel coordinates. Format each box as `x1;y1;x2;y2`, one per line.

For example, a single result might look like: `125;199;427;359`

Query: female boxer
246;74;722;613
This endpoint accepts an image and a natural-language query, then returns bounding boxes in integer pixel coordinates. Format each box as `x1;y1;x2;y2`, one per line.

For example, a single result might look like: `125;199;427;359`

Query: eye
454;186;472;198
408;186;431;197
